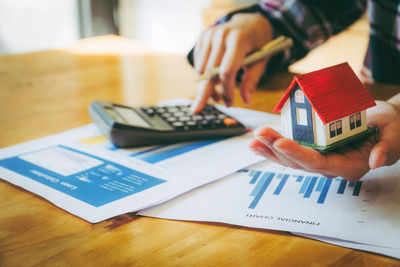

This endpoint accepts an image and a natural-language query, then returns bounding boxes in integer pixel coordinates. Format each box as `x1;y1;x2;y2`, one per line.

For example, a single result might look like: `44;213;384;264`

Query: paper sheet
139;160;400;258
0;102;278;222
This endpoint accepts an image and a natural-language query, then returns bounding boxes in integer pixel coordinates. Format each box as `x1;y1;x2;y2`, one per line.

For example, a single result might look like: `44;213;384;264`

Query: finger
369;119;400;169
240;59;269;104
191;79;216;114
253;127;283;146
219;30;251;107
369;141;389;169
192;29;229;113
194;29;214;74
211;88;221;102
248;138;287;166
252;127;305;170
204;27;228;74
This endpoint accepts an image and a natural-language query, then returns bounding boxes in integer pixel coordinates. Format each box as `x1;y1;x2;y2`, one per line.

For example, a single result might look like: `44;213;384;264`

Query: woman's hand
191;13;273;113
248;100;400;181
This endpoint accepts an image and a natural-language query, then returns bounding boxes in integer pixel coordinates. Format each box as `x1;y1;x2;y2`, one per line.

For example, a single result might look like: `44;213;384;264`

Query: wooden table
0;36;399;266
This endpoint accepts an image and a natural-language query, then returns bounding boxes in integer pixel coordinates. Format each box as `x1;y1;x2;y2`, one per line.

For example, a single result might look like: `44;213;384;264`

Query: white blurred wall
119;0;211;54
0;0;79;54
119;0;260;54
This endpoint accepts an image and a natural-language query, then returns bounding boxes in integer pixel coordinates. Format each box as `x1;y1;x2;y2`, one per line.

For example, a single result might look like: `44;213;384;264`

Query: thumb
369;121;400;169
240;59;269;104
369;141;390;169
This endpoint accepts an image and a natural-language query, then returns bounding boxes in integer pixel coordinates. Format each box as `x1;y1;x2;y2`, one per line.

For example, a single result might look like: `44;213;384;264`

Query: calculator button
192;115;203;121
156;107;166;113
172;121;184;128
161;112;172;118
141;107;155;116
174;111;185;117
146;109;155;116
186;121;197;127
223;117;238;126
167;117;177;122
179;116;191;122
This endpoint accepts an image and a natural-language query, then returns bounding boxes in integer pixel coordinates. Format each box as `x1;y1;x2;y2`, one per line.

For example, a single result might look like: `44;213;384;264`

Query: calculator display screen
114;107;151;128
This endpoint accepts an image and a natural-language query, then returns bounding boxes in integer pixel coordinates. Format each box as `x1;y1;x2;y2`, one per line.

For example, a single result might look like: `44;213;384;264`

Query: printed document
140;160;400;258
0;102;277;222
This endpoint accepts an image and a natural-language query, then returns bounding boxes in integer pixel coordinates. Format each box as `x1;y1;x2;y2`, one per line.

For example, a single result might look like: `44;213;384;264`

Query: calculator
89;100;247;148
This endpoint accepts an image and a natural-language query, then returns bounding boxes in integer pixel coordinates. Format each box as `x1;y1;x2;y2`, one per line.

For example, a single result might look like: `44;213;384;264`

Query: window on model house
349;112;361;129
329;120;343;138
295;90;305;103
355;112;361;127
336;120;342;135
296;108;307;125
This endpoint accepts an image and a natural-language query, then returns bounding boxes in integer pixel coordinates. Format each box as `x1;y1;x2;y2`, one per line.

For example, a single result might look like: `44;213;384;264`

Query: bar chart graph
246;169;362;209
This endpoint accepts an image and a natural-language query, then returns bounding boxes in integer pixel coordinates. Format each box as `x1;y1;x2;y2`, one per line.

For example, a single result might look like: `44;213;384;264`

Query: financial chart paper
140;161;400;258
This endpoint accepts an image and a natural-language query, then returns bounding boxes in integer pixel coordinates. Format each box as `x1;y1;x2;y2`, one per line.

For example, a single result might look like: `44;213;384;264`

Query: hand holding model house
249;63;400;181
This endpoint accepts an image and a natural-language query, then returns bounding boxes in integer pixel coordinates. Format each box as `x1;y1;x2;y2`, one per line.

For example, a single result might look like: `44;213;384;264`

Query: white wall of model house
323;111;367;146
281;95;368;147
280;99;293;139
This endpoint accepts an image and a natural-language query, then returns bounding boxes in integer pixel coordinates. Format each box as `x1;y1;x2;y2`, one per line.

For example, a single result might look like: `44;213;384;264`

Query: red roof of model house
274;62;376;124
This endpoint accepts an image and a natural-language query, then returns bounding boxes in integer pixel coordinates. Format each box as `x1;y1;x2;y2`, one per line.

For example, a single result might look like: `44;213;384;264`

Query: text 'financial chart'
244;169;362;209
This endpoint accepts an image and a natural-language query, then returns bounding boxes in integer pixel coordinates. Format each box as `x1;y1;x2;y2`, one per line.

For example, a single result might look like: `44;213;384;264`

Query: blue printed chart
0;121;263;222
140;160;400;255
0;103;276;223
245;170;363;209
0;145;166;207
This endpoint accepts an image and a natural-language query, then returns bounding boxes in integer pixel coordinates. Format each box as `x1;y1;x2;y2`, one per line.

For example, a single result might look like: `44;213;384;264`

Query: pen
196;36;293;81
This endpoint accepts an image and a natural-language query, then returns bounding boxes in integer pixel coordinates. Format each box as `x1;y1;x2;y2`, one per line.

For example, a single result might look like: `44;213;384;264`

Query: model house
274;62;376;152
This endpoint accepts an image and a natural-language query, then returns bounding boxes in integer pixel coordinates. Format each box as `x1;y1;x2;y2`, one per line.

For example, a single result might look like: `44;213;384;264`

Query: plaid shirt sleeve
215;0;367;72
188;0;400;85
362;0;400;85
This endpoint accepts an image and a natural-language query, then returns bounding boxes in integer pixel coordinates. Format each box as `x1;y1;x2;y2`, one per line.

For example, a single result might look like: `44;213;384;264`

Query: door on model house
290;86;314;144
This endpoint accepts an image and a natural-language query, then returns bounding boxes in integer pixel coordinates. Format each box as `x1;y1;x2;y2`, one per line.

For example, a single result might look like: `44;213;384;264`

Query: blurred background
0;0;369;74
0;0;259;55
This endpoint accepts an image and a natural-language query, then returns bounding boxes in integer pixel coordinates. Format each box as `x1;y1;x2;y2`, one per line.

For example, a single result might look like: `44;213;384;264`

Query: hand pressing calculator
89;100;247;148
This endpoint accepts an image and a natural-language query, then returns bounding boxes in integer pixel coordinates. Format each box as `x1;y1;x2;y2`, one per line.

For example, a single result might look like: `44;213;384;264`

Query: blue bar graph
248;170;262;184
247;170;363;209
299;176;311;194
337;179;347;194
304;177;318;198
316;177;326;192
353;181;362;196
250;172;270;196
317;179;332;204
249;172;275;209
273;174;289;195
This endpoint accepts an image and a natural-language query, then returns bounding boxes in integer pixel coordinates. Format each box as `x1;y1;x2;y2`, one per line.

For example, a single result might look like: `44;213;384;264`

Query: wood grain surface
0;36;399;267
